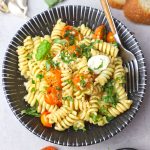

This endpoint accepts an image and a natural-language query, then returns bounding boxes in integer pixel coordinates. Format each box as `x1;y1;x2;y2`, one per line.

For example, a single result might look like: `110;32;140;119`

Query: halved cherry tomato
45;87;62;106
106;31;115;43
93;25;106;40
67;45;80;56
61;25;74;37
72;74;91;89
41;111;52;127
45;69;61;87
41;146;57;150
68;45;76;54
45;92;58;105
61;25;83;42
72;74;80;87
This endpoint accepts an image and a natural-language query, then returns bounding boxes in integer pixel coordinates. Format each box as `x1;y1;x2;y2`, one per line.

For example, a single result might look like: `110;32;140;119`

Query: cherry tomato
45;87;62;106
61;25;74;37
67;45;80;56
68;45;76;54
41;111;52;127
72;74;91;89
45;69;61;87
106;31;115;43
41;146;57;150
93;25;106;40
72;74;80;88
61;25;83;42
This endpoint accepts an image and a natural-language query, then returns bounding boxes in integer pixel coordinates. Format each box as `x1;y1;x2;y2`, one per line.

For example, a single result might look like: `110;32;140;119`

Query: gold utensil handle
100;0;117;34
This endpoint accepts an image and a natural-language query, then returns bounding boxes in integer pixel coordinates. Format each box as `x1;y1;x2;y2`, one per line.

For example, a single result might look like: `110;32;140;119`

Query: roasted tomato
61;25;83;44
93;25;106;40
72;74;91;89
40;111;52;127
106;31;115;43
45;69;61;87
45;87;62;106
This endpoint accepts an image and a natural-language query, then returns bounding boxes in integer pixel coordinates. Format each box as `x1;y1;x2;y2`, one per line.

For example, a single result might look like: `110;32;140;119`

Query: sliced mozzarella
88;55;110;74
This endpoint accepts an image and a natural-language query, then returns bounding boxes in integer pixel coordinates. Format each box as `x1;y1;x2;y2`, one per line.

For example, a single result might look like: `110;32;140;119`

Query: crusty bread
108;0;126;9
124;0;150;25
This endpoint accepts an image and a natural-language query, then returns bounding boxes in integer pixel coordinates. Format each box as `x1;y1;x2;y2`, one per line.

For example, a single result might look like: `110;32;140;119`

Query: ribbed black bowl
2;5;147;146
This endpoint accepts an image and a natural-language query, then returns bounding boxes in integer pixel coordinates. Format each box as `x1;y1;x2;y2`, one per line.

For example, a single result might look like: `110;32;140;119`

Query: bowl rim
2;5;147;146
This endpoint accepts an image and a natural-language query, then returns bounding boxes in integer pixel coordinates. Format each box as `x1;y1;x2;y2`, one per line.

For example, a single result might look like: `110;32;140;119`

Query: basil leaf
102;80;118;106
64;30;75;45
62;96;74;102
79;44;92;59
21;100;40;117
99;106;109;115
88;68;93;73
36;74;44;80
106;116;114;122
45;0;64;8
35;40;51;61
31;87;36;92
32;79;35;84
90;113;100;123
80;76;86;87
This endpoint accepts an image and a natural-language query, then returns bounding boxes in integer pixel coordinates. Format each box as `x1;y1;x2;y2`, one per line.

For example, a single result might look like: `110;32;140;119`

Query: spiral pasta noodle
37;96;58;113
87;95;100;115
73;88;85;101
95;64;115;86
17;46;29;79
78;38;91;46
114;83;127;101
91;48;100;56
108;100;133;117
51;43;64;56
75;57;89;74
114;57;126;84
28;60;43;79
23;36;34;53
61;65;73;97
63;98;90;111
47;106;72;124
80;24;93;38
94;41;119;57
54;110;78;131
51;19;66;40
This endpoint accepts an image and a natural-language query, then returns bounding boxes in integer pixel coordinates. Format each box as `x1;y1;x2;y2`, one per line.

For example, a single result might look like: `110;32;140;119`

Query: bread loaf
108;0;126;9
124;0;150;25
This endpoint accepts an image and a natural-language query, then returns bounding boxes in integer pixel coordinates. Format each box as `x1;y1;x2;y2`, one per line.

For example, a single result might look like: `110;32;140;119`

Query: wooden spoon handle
100;0;117;34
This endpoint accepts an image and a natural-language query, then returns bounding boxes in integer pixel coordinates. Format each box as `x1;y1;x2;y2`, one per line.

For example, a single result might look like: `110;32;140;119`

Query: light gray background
0;0;150;150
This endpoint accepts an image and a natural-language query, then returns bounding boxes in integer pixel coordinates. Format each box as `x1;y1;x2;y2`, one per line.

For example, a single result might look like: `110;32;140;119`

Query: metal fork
100;0;139;92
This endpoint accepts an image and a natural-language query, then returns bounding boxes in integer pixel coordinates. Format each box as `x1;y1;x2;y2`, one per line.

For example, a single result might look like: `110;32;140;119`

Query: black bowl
2;5;147;146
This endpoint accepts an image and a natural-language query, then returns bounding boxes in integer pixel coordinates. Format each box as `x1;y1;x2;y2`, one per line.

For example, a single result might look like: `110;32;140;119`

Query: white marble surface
0;0;150;150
